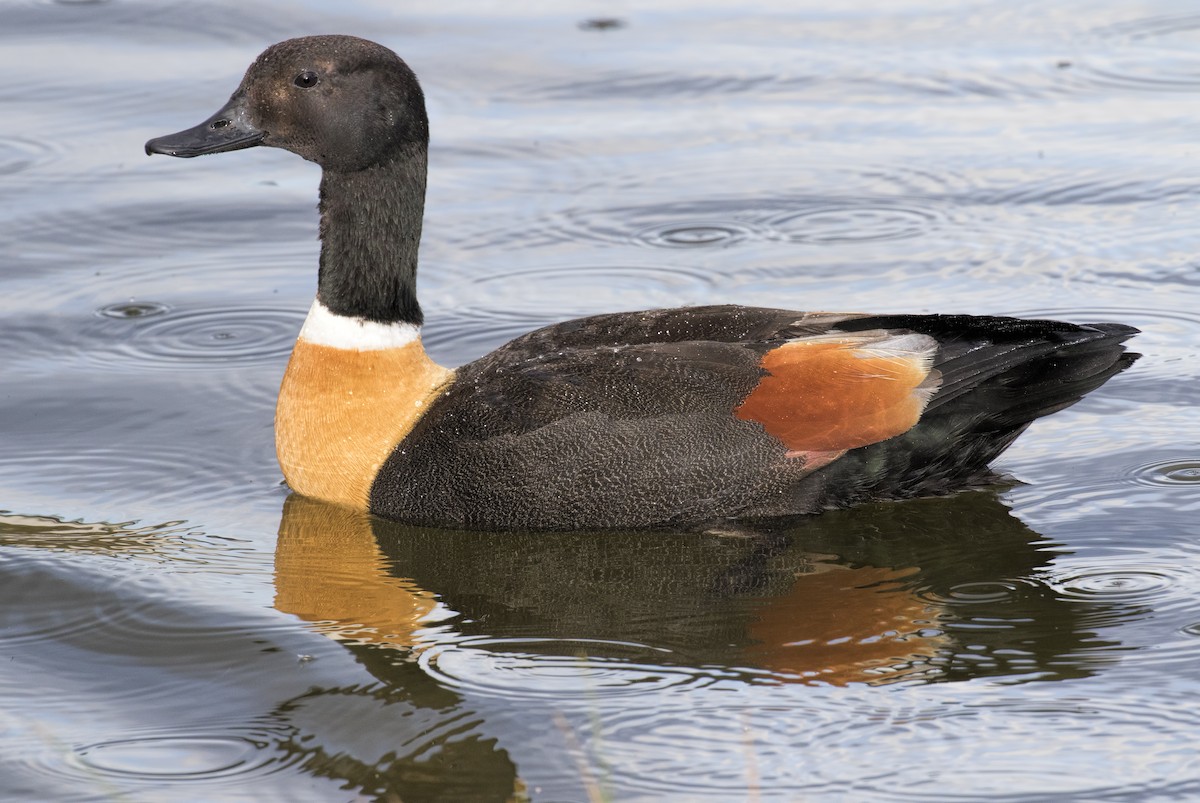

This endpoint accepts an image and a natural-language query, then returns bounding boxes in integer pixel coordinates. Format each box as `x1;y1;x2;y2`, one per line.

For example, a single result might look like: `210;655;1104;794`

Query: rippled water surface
2;1;1198;800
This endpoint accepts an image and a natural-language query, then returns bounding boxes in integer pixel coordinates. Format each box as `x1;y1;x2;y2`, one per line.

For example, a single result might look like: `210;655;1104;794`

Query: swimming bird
145;35;1138;530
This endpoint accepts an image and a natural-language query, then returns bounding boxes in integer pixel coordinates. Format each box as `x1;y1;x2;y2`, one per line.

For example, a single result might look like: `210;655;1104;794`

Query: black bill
145;94;265;158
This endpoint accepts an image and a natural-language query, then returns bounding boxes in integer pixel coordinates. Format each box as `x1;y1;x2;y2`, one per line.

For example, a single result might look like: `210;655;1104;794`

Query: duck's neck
277;142;454;510
316;142;427;326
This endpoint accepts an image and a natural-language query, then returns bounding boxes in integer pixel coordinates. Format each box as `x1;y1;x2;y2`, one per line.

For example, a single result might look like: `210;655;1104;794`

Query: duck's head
145;35;428;172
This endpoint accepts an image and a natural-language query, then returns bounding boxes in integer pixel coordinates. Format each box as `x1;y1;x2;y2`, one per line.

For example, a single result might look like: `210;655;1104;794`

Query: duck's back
369;305;1137;530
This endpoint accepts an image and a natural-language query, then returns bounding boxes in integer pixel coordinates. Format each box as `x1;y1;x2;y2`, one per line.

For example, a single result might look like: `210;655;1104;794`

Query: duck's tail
811;316;1140;506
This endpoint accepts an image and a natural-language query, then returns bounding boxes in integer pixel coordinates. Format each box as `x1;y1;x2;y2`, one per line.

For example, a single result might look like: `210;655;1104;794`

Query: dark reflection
265;673;523;803
273;499;525;802
269;490;1128;798
278;491;1124;685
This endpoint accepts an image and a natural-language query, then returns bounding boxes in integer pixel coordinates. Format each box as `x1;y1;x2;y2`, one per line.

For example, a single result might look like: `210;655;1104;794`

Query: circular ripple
1127;458;1200;487
466;264;716;315
73;735;265;781
1053;566;1176;602
96;301;171;319
108;306;304;370
418;638;720;702
538;197;944;252
634;221;756;249
768;202;941;245
449;156;965;251
911;577;1049;609
38;725;305;792
943;580;1028;604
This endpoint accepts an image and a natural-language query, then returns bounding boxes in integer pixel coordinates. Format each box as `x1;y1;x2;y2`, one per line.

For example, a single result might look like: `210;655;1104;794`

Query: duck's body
146;35;1137;530
364;305;1134;529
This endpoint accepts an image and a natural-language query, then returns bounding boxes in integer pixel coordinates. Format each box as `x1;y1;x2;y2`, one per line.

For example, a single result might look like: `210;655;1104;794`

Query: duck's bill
144;96;265;158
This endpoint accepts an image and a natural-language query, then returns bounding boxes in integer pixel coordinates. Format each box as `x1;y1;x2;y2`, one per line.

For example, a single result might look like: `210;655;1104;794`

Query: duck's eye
294;71;320;89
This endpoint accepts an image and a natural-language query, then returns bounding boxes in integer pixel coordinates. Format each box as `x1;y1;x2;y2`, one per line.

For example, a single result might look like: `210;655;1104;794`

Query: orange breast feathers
734;331;941;454
275;338;454;510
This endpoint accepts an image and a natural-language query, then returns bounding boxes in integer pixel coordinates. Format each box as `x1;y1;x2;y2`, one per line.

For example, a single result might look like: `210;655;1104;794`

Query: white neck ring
297;299;422;351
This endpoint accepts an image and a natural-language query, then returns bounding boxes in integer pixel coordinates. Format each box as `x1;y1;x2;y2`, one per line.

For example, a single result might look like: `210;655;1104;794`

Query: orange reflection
273;495;437;650
745;563;944;685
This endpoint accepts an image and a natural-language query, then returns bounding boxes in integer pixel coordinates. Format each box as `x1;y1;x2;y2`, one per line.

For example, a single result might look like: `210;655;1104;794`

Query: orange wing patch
735;331;940;453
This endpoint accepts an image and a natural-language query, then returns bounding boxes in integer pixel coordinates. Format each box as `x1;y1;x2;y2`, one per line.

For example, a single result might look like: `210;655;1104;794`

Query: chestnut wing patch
735;331;941;453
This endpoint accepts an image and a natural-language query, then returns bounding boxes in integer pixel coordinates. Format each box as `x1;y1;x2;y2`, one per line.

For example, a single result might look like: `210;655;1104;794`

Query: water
2;0;1197;799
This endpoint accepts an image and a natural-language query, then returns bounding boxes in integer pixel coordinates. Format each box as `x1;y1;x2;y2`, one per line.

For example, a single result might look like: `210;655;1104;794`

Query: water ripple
0;439;275;511
107;305;303;369
970;171;1200;208
4;198;311;257
922;579;1043;606
15;722;304;795
1066;14;1200;94
1052;565;1178;603
465;263;717;316
767;202;941;245
0;198;314;315
445;158;966;256
456;158;1200;268
0;560;157;649
1005;305;1196;373
0;135;56;177
1098;12;1200;42
1005;305;1200;340
72;734;272;782
635;220;758;249
1126;458;1200;487
418;638;727;702
6;304;303;372
567;687;1200;801
423;307;559;364
503;196;946;254
96;300;172;319
530;69;782;101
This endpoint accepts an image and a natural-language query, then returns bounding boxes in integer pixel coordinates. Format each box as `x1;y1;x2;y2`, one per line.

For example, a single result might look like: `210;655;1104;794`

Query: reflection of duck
147;35;1137;530
743;562;938;684
272;491;1114;687
273;497;436;651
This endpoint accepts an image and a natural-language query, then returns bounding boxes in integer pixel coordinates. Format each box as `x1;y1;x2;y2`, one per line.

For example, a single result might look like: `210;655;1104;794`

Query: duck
145;35;1138;531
